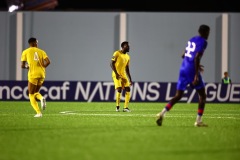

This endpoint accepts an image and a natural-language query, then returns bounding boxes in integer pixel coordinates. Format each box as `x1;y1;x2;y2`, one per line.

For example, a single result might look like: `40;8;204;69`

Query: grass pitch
0;101;240;160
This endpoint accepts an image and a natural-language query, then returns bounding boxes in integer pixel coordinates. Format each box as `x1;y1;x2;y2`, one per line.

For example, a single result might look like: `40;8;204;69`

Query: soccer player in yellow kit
110;41;132;112
21;37;51;117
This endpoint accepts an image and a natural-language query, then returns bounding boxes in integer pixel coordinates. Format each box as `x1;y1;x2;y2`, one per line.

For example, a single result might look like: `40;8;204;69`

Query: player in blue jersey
156;24;210;127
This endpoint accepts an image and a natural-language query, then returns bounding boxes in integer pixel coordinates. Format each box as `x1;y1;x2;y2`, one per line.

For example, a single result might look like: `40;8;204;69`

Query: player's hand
199;65;204;73
122;78;127;83
116;74;121;80
130;81;133;86
25;64;29;69
192;75;199;86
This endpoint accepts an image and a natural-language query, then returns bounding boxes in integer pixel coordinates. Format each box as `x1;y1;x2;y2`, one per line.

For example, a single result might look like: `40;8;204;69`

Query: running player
156;24;210;127
21;37;51;117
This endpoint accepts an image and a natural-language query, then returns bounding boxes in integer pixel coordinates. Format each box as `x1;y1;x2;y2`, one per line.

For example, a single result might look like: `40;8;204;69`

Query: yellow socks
34;92;43;101
116;91;130;109
124;91;130;108
116;92;121;107
29;94;41;114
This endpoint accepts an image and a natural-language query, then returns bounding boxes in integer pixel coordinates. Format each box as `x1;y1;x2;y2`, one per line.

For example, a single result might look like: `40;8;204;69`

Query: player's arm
181;51;185;59
21;61;29;69
199;64;204;73
110;58;121;79
125;63;132;85
43;57;51;68
21;52;28;69
192;52;203;85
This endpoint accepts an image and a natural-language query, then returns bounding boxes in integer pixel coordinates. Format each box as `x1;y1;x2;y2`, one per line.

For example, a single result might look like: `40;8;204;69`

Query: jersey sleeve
21;50;27;61
111;51;119;61
197;40;207;54
42;50;48;59
127;54;130;66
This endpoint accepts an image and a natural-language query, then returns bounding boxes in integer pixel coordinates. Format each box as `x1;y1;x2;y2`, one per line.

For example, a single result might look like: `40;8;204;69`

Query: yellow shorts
112;76;130;89
28;77;45;85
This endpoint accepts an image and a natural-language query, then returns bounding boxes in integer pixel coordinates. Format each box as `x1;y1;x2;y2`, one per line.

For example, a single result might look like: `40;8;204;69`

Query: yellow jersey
111;50;130;77
21;47;48;79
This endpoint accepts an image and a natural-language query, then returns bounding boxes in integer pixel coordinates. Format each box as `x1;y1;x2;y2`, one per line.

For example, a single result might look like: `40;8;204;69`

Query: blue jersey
177;35;208;90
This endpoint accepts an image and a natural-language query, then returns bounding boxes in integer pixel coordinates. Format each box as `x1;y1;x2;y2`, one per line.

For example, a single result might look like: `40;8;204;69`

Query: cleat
156;113;163;126
116;106;120;112
41;98;46;110
194;122;208;127
34;113;42;118
123;108;131;112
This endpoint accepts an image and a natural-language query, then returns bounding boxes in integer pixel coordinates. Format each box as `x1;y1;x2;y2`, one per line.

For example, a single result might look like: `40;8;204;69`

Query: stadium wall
0;12;240;83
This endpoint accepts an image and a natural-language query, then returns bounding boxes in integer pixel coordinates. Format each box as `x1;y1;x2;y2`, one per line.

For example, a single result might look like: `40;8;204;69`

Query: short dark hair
28;37;37;44
198;24;210;34
121;41;128;48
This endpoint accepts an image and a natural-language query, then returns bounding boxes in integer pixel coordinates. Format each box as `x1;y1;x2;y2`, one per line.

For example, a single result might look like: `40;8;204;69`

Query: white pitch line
58;111;240;119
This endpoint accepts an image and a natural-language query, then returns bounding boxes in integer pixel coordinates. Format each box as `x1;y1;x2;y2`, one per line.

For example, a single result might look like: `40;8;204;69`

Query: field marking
59;111;240;119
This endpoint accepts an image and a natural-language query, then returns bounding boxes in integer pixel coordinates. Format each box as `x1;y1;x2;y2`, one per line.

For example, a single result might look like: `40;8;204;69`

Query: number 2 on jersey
185;41;196;58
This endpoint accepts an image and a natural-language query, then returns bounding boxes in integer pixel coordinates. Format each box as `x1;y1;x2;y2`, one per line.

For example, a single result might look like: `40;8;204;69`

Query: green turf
0;101;239;160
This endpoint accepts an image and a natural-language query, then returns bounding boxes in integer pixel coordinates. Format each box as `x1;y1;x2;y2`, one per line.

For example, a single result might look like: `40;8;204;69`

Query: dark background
0;0;239;12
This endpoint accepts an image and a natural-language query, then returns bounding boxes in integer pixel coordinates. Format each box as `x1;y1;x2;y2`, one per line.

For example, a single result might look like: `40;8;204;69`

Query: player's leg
122;77;131;112
33;78;46;110
28;78;42;117
156;73;188;126
123;86;131;112
161;90;184;115
193;75;208;127
116;87;122;112
113;76;122;112
34;83;43;100
194;87;207;127
156;90;184;126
